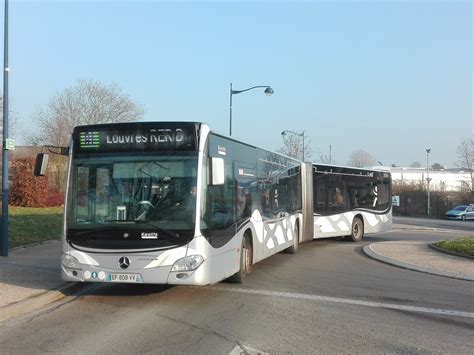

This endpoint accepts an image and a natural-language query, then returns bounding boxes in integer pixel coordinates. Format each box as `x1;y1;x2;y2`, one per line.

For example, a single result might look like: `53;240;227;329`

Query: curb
428;243;474;260
362;243;474;282
392;224;437;231
9;239;61;253
0;282;87;323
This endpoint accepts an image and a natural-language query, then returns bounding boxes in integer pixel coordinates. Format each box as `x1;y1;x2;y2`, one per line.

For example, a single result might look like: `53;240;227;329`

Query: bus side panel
313;209;392;239
313;213;353;239
253;212;301;263
361;209;392;235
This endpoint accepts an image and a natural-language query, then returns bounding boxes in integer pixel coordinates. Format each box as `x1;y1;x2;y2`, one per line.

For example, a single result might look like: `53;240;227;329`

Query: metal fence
393;190;472;218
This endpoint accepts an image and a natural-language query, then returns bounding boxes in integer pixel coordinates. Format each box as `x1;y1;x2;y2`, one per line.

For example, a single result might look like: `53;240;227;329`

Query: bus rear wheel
285;222;299;254
350;217;364;242
228;235;252;283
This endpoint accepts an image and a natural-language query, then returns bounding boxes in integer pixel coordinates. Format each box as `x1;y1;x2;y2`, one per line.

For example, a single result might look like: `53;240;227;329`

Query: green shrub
435;237;474;257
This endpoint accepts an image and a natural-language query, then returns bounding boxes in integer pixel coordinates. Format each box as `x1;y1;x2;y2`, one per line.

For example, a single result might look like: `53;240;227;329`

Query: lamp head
264;87;274;96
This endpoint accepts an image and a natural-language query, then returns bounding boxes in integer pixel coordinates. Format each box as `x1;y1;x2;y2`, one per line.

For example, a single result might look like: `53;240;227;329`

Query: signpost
392;196;400;207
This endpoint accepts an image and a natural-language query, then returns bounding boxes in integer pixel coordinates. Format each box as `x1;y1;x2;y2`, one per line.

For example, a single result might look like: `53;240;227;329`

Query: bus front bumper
61;252;213;285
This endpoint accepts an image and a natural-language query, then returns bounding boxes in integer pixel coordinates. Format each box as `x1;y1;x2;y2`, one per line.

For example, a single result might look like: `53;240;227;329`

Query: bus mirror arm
34;145;69;177
44;145;69;156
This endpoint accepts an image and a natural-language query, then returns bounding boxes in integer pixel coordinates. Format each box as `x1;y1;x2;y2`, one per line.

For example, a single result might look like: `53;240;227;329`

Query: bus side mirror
210;157;225;185
34;153;49;176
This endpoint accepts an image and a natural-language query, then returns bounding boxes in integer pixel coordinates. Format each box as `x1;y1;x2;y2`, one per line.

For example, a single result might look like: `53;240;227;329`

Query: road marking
229;344;267;355
203;286;474;319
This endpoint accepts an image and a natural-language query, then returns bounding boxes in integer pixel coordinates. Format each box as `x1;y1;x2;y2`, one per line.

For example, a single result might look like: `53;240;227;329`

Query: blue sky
4;0;473;167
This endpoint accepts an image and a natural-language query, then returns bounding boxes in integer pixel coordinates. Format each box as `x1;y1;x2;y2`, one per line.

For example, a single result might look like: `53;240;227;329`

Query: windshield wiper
134;220;181;239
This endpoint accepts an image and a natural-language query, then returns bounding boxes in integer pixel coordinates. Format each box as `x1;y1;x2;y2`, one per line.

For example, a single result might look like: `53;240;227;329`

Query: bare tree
409;161;421;168
0;99;20;139
317;153;333;164
456;136;473;192
277;132;313;161
29;79;145;146
313;148;334;165
347;149;376;168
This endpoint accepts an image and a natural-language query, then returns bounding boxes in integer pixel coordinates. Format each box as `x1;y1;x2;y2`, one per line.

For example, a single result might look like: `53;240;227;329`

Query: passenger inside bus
334;188;344;206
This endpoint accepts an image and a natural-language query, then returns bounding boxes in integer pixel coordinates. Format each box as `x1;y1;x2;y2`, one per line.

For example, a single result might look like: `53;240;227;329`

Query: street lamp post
426;148;432;217
229;83;273;136
281;130;305;161
1;0;9;256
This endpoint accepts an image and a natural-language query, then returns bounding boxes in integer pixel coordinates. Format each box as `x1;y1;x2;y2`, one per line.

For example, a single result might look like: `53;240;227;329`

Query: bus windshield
67;153;198;231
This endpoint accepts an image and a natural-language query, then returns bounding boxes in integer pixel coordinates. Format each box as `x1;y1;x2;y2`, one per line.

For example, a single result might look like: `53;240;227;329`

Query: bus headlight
171;255;204;272
62;254;81;270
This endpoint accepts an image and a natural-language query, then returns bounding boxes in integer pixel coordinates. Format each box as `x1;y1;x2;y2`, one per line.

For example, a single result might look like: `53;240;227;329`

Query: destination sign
73;123;198;154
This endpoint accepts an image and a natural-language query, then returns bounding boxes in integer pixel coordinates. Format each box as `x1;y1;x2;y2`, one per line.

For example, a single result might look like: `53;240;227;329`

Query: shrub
46;191;65;207
10;158;49;207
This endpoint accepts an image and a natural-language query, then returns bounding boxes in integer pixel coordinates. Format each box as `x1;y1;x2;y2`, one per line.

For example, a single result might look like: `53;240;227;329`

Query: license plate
106;273;142;283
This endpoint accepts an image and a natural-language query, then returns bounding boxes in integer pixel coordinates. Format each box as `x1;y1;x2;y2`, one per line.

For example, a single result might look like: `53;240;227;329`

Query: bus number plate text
106;273;142;283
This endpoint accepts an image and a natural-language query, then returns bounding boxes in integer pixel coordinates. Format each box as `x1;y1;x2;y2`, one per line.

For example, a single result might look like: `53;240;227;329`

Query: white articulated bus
306;163;392;241
43;122;303;285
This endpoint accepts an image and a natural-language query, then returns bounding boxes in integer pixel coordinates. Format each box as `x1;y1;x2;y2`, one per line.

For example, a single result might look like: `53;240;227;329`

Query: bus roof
312;162;391;175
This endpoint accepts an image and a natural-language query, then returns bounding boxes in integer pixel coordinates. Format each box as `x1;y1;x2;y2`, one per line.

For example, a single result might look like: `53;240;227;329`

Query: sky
2;0;473;167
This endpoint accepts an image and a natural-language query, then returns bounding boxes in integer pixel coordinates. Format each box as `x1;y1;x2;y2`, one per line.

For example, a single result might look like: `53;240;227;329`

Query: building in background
391;167;472;192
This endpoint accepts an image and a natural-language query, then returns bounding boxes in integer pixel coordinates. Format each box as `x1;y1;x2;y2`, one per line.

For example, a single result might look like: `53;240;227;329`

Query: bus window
313;173;327;214
207;161;234;230
327;174;347;212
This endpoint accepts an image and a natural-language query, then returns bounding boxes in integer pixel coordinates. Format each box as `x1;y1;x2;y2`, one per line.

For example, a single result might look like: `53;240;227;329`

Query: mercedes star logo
118;257;130;269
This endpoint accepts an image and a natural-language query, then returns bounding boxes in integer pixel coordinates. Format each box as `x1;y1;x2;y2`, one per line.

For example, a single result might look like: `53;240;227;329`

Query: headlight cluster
171;255;204;272
62;254;81;270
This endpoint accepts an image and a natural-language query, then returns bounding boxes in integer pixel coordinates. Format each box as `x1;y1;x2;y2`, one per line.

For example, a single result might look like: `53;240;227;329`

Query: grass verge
434;237;474;258
9;207;63;248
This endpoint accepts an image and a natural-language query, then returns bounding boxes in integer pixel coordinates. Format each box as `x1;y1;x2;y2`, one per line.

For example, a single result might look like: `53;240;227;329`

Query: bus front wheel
228;235;252;283
350;217;364;242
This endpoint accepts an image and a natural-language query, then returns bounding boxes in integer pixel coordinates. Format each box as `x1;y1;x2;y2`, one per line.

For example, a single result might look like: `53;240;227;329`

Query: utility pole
1;0;9;256
426;148;431;217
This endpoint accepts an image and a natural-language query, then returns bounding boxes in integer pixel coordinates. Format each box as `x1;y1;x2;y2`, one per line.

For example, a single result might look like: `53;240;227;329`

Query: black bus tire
228;235;252;283
285;222;299;254
350;217;364;242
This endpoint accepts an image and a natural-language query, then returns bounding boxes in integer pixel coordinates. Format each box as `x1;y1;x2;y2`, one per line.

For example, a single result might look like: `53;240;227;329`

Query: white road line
203;286;474;319
229;344;267;355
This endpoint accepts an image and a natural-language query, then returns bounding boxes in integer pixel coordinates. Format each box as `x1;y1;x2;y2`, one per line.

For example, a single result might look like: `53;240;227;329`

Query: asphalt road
0;230;472;353
394;215;474;232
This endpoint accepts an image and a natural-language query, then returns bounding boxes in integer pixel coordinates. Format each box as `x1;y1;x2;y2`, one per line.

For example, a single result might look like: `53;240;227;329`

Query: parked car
445;205;474;221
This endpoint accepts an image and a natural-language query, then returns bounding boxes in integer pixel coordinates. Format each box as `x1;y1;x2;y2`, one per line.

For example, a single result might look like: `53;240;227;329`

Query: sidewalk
363;241;474;281
0;240;81;322
1;234;472;323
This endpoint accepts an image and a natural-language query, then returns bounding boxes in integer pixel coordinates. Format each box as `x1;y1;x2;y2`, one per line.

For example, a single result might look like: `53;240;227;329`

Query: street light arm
231;85;271;95
281;129;304;137
229;83;274;136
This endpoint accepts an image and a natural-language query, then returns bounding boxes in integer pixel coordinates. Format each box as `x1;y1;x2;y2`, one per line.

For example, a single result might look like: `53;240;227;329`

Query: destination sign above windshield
73;123;198;154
